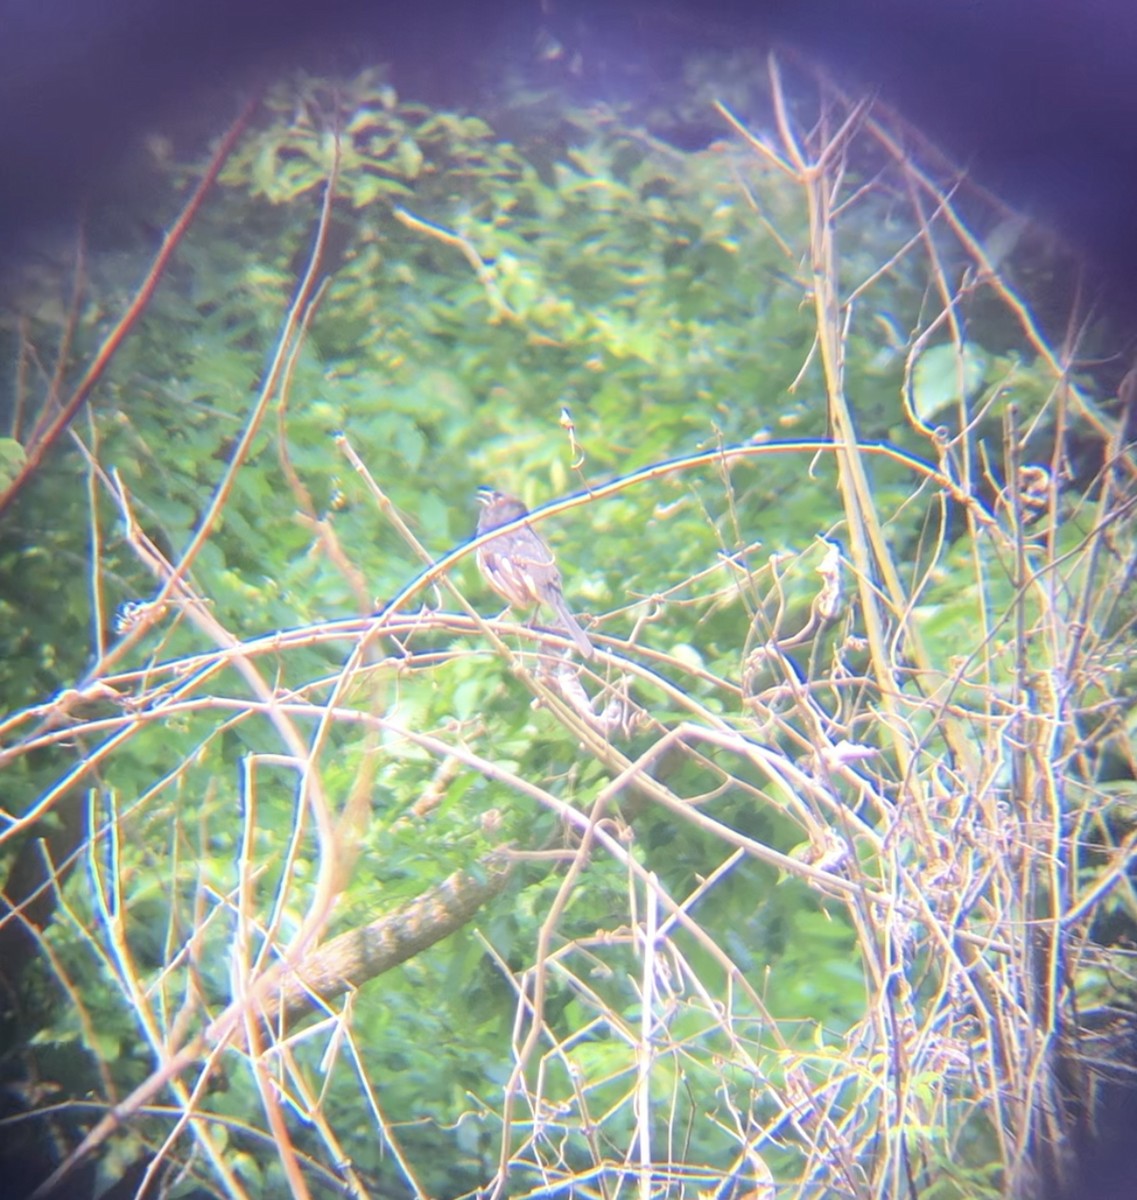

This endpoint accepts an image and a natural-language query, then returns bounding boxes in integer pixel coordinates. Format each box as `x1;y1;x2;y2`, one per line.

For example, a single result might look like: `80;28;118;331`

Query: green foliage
0;49;1132;1200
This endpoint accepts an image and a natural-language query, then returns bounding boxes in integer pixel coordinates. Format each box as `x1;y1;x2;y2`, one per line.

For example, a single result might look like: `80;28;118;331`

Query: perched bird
474;487;595;659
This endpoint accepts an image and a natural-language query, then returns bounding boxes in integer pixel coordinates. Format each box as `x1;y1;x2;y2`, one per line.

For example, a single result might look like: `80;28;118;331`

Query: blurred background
4;0;1137;313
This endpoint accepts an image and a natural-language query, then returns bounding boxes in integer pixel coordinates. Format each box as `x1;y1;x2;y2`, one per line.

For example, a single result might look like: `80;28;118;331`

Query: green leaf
911;342;987;422
395;137;424;179
0;437;27;488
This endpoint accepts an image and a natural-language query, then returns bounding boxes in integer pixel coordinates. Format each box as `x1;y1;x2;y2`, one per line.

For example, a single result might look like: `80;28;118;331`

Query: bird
474;487;595;659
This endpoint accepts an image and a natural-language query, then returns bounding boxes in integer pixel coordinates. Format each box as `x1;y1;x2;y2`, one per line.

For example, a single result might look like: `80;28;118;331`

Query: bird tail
549;594;595;659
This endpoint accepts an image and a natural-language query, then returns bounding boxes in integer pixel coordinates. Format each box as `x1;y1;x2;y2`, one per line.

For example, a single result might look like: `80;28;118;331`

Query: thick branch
269;852;514;1029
